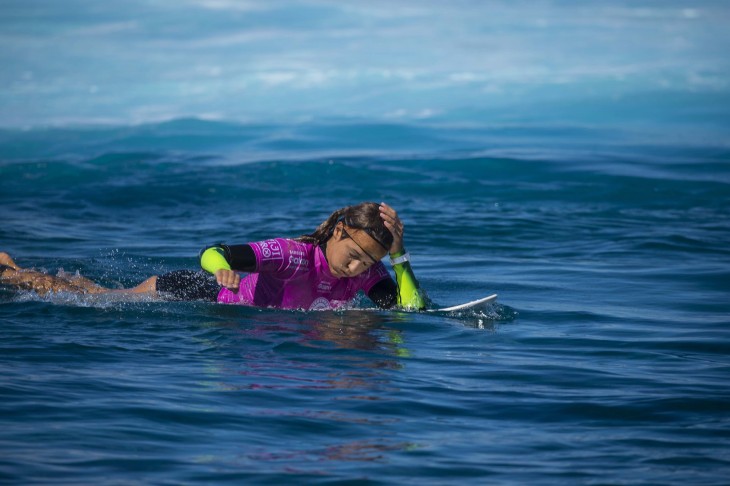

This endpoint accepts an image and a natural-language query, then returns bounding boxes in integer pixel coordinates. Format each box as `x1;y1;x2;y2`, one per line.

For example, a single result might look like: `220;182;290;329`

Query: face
326;224;388;278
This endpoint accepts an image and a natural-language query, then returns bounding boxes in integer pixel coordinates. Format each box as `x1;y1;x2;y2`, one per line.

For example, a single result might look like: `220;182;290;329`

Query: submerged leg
0;265;97;295
0;252;20;271
104;276;158;295
0;252;158;296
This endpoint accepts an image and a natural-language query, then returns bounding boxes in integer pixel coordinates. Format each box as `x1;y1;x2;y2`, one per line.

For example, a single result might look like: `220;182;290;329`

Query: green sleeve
200;246;231;274
391;250;426;310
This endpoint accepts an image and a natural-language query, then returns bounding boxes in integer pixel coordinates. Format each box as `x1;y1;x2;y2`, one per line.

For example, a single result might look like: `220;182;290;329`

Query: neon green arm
200;246;231;274
391;250;426;310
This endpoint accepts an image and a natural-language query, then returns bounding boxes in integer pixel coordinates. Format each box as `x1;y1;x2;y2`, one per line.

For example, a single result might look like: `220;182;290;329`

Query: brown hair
296;202;393;250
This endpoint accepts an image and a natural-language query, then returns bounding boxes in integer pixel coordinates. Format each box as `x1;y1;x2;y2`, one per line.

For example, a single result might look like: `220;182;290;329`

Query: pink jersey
216;238;391;310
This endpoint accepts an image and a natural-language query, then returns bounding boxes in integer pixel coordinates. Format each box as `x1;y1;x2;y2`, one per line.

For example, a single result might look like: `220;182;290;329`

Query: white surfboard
427;294;498;313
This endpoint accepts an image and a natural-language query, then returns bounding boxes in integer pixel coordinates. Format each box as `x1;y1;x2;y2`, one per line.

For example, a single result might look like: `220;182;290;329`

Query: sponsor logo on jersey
309;297;332;310
289;255;308;267
259;239;282;260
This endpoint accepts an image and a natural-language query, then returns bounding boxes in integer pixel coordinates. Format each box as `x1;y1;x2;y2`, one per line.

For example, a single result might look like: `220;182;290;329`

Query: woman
0;202;425;310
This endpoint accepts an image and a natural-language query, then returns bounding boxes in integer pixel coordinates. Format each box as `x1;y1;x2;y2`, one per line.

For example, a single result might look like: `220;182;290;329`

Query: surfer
0;202;426;310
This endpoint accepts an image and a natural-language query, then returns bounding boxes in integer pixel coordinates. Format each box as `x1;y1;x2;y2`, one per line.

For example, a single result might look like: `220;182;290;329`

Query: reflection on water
246;439;418;465
298;310;411;356
190;308;422;470
196;308;411;394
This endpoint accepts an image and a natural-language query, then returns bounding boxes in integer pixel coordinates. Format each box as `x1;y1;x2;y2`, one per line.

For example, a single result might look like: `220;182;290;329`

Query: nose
347;260;364;275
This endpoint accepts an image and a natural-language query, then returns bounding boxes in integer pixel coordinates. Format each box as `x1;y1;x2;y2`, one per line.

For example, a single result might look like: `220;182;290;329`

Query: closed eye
350;251;369;267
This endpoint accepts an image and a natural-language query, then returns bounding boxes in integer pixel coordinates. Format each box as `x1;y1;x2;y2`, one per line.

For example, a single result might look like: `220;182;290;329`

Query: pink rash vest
216;238;391;310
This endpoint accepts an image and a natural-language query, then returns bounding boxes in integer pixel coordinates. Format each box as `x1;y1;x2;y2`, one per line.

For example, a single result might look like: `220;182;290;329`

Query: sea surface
1;118;729;485
2;1;730;484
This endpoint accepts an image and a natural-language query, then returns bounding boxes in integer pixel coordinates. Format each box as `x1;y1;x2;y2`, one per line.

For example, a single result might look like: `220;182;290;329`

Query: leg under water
0;252;157;296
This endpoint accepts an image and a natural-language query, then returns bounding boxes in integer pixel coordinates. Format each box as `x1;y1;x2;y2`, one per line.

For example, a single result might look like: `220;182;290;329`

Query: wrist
389;251;410;266
389;248;405;258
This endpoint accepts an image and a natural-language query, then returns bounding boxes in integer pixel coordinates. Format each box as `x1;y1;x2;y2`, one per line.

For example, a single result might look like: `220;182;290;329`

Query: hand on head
379;202;404;255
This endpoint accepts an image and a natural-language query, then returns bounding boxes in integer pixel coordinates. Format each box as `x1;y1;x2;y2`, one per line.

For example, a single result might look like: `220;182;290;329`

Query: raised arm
372;203;426;310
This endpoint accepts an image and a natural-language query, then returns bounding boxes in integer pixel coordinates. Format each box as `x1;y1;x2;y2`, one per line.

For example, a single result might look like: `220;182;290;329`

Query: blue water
2;118;729;484
2;1;730;484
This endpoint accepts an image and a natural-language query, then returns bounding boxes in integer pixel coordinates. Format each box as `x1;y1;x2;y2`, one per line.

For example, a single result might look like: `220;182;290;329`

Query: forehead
345;227;388;261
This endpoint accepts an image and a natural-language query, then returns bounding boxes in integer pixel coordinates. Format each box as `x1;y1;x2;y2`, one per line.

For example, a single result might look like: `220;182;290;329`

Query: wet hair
296;202;393;251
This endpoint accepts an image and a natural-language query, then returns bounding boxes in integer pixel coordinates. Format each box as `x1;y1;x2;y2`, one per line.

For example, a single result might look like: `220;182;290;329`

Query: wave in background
1;0;729;129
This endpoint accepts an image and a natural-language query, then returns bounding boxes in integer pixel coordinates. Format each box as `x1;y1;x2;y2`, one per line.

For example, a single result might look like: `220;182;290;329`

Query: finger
226;275;239;288
379;202;397;218
380;210;401;227
385;218;403;231
383;219;402;234
219;276;238;290
217;271;235;287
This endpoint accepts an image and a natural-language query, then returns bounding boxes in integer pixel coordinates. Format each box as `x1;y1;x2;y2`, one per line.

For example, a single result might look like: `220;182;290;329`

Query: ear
333;223;344;240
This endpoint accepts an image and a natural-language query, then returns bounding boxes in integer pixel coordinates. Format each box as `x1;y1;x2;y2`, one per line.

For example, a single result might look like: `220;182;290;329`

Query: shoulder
278;238;318;258
359;261;391;285
350;261;391;294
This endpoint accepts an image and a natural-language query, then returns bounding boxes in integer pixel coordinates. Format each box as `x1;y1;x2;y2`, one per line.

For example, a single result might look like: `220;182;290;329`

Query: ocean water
1;118;729;484
2;1;730;484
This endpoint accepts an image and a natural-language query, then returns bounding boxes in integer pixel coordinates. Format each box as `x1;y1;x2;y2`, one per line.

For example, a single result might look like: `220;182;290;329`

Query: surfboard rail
426;294;498;313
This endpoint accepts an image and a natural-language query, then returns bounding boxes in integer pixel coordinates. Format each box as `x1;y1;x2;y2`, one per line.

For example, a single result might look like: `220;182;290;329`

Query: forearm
390;249;426;310
199;244;256;273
